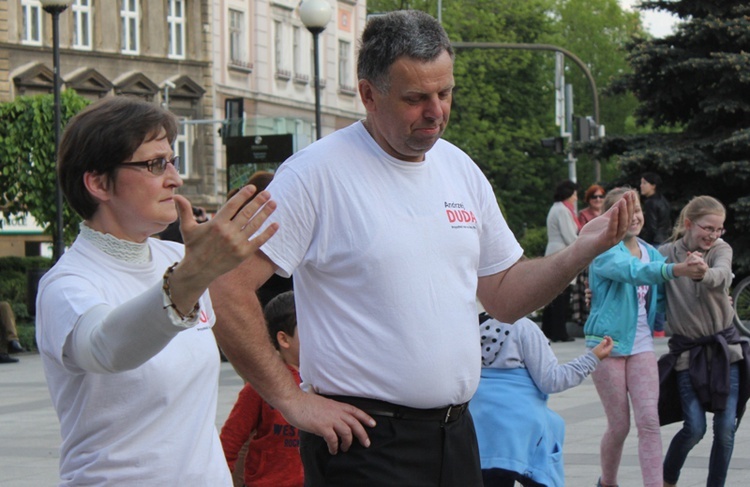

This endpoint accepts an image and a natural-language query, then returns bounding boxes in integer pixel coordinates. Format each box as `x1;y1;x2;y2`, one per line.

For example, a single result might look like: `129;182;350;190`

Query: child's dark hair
263;291;296;350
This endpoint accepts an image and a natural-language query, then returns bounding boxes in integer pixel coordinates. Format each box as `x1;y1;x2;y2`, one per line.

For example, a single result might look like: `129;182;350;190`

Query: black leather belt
326;395;469;423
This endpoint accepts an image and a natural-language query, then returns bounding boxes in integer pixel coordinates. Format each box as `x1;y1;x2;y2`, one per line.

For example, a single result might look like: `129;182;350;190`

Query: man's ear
83;171;112;203
359;79;377;112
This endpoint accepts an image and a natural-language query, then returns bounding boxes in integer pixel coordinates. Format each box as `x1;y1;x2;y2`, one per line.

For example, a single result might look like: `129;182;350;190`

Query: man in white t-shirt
210;10;635;486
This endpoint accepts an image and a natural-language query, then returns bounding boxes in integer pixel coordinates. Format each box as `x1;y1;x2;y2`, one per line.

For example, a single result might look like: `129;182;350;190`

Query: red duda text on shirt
446;209;477;223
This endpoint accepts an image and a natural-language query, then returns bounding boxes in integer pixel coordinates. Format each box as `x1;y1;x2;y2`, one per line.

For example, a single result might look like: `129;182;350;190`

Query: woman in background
572;184;607;325
578;184;606;227
541;180;580;342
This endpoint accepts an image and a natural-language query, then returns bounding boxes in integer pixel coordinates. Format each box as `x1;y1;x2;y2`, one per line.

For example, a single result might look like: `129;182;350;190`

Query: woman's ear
83;171;112;203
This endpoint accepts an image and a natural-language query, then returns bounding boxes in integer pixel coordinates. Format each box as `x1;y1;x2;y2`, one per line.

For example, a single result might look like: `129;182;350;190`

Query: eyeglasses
695;223;726;237
117;156;180;176
590;194;605;200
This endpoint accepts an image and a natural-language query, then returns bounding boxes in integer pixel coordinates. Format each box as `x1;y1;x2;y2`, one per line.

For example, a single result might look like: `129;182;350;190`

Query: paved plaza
2;337;749;486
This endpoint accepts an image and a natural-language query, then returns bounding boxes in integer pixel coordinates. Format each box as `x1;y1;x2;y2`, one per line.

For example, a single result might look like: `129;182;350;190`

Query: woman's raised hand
166;186;279;313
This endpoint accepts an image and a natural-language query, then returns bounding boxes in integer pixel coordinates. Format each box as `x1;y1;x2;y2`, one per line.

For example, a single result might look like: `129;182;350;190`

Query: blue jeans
663;364;740;487
654;311;666;333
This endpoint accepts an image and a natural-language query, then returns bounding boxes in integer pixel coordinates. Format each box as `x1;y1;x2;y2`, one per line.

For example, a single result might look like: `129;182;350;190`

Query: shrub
0;256;52;321
518;226;548;259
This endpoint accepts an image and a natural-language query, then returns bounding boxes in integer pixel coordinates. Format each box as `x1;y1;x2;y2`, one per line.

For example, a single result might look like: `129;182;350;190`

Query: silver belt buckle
444;405;453;423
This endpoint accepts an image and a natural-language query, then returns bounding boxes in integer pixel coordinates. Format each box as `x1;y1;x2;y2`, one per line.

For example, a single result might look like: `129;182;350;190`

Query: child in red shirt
220;291;303;487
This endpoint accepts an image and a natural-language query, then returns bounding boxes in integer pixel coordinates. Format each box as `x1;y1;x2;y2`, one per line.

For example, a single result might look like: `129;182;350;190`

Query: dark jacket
658;326;750;426
641;193;671;245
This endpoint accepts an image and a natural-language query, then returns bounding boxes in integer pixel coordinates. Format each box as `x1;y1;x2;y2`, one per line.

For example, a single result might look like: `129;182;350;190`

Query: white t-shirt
259;122;523;408
631;241;654;355
36;236;231;486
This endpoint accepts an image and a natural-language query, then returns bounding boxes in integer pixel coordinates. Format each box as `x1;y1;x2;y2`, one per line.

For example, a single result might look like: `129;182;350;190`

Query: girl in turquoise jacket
583;188;706;487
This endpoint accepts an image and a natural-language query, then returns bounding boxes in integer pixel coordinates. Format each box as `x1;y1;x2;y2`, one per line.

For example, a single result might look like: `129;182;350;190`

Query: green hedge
518;226;548;259
0;256;53;322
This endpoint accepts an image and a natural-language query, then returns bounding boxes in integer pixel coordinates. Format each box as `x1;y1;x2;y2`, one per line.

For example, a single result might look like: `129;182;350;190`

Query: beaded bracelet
162;262;200;321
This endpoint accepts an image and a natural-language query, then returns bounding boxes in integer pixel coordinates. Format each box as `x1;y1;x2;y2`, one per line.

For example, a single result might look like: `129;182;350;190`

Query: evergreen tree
594;0;750;275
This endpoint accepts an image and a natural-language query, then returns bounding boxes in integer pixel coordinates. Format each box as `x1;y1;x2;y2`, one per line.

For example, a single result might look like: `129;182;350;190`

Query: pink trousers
592;352;662;487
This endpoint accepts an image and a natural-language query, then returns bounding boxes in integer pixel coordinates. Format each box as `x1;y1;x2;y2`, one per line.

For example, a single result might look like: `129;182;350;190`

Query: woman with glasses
578;184;606;227
35;96;278;486
658;196;750;487
572;185;607;326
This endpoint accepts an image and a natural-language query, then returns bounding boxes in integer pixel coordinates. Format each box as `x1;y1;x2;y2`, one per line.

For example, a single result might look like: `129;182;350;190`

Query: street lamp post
299;0;332;140
41;0;72;262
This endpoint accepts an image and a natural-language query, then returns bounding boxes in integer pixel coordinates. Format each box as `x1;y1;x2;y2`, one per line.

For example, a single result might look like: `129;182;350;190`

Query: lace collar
79;222;151;264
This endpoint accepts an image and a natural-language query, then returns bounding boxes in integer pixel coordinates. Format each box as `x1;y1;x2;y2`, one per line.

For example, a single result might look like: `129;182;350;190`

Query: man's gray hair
357;10;454;93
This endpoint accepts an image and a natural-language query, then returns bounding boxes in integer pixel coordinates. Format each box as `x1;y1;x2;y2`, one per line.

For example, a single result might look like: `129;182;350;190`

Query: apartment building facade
1;0;366;256
212;0;367;192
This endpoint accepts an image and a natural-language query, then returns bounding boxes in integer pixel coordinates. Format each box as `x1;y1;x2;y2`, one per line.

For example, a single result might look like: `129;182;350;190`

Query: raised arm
62;186;279;373
478;192;635;323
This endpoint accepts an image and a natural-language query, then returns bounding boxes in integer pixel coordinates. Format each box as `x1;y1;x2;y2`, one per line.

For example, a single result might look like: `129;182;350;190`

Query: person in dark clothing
640;172;671;246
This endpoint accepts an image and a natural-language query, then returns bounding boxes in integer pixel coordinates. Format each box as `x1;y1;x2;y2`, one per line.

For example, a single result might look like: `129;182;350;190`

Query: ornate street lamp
299;0;332;140
40;0;73;262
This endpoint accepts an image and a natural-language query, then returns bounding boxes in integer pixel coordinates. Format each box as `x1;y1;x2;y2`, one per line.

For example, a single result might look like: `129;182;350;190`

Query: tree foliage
591;0;750;276
365;0;641;236
441;0;565;234
550;0;645;190
0;90;89;242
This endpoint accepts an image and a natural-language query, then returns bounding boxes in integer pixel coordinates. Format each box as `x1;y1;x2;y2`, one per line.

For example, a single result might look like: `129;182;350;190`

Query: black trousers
541;286;571;341
301;408;482;487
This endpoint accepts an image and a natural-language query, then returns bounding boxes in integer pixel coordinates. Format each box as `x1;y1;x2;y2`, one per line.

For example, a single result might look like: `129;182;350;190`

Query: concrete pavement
2;339;750;486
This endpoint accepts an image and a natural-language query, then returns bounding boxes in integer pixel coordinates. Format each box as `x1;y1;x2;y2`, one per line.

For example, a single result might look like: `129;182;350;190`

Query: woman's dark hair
553;179;579;202
58;96;178;219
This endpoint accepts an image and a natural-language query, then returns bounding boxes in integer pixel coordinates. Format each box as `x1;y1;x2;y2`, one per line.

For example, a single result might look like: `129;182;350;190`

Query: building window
72;0;92;50
21;0;42;46
338;40;352;90
175;118;191;178
274;20;285;73
167;0;185;59
229;9;245;64
120;0;139;54
293;26;302;75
